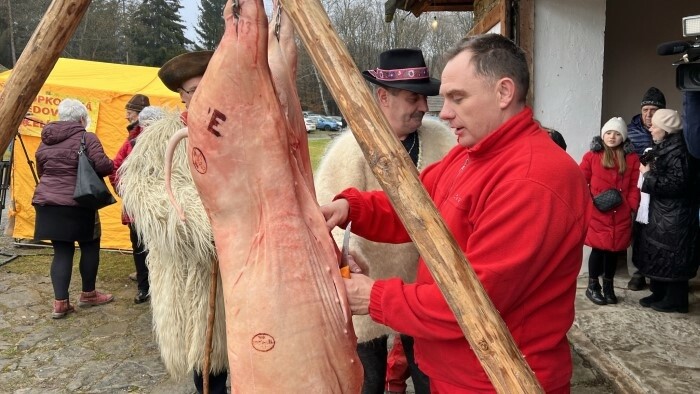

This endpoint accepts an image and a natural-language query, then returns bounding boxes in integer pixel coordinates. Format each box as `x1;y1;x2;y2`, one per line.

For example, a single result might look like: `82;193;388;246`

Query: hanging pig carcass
165;0;363;392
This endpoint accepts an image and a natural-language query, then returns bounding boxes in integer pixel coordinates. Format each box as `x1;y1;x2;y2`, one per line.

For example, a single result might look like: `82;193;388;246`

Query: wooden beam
469;0;503;35
0;0;92;154
280;0;543;392
515;0;535;107
501;0;510;38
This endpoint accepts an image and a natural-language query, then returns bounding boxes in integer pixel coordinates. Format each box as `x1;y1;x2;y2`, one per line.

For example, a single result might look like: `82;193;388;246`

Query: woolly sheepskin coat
118;113;227;378
314;118;455;342
580;137;641;252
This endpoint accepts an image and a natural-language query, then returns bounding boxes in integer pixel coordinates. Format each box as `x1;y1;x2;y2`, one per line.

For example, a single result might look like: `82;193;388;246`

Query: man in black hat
627;86;666;291
315;48;454;394
628;87;666;156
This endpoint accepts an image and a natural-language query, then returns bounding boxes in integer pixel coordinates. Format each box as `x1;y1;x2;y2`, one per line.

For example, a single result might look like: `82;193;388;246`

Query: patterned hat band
368;67;430;81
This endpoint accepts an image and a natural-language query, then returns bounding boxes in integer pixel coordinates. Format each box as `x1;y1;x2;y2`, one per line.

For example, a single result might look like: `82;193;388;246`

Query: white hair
138;106;165;126
57;98;90;128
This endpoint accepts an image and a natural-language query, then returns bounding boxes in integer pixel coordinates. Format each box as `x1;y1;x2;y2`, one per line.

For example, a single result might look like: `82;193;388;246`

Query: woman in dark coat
32;98;115;319
634;109;700;313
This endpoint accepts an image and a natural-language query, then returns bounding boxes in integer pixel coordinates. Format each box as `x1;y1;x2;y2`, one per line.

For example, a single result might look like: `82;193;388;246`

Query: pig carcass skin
166;0;363;392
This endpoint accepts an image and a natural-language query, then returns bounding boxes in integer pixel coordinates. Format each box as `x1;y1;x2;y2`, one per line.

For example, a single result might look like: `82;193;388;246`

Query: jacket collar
466;107;539;159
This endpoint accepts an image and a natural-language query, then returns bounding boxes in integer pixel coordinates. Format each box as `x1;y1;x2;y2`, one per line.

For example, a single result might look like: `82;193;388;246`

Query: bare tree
294;0;472;114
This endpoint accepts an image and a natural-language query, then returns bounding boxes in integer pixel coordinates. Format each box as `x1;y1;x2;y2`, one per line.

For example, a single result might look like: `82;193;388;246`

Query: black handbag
592;188;623;212
73;132;116;210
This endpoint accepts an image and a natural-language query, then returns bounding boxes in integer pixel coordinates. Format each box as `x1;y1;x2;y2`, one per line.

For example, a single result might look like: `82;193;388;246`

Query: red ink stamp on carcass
207;108;226;137
192;147;207;174
251;333;275;352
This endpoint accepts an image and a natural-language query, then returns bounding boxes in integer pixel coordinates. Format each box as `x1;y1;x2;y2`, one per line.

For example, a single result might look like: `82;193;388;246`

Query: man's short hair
445;34;529;103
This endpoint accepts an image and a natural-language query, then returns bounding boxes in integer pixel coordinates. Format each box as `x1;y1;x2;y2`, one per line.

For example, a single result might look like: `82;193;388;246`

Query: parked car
304;118;316;133
316;117;341;131
327;116;344;129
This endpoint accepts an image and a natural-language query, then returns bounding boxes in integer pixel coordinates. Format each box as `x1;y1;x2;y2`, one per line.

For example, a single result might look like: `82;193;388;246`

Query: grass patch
5;249;133;280
308;137;332;171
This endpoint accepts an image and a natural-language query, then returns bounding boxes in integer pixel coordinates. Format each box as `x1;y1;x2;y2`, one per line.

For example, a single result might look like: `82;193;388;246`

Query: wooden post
280;0;544;392
0;0;93;154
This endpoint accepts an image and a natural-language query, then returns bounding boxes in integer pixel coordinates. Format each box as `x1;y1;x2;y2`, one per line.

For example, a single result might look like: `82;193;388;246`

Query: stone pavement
0;246;611;393
0;268;193;394
0;243;609;394
2;241;696;394
571;272;700;393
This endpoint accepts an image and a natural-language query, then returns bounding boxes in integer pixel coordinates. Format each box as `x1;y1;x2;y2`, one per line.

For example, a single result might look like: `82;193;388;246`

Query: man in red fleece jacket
321;34;592;393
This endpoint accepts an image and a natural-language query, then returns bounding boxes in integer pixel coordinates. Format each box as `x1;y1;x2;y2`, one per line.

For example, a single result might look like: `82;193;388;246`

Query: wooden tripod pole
0;0;93;153
280;1;543;392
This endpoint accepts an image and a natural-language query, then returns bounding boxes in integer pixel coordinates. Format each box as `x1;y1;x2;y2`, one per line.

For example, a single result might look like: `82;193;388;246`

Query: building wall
602;0;696;124
533;0;606;163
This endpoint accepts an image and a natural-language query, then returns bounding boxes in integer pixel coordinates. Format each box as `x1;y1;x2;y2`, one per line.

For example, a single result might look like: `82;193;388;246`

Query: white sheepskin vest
314;118;456;342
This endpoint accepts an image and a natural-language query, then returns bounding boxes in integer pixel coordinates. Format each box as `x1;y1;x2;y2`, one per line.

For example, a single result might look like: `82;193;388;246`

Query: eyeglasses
178;85;198;95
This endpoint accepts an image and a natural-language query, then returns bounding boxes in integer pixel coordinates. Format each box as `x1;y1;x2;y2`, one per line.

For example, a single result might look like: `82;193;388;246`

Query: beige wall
602;0;697;123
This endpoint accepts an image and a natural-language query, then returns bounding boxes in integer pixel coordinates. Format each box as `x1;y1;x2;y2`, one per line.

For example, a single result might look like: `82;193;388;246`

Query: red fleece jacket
338;108;591;393
110;123;143;224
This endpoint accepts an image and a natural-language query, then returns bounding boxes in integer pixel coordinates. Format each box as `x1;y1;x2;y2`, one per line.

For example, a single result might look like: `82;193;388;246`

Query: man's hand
343;273;374;315
320;199;349;231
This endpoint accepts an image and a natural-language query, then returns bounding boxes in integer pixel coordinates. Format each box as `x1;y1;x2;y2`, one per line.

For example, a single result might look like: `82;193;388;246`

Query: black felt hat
158;51;214;92
362;48;440;96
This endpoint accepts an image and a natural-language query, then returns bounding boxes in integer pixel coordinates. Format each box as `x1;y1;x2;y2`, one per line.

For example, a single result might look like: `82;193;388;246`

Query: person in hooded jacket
634;109;700;314
580;117;640;305
32;98;114;319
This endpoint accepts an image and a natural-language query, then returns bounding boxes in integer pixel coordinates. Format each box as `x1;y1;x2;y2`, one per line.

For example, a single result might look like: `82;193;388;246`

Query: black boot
602;278;617;304
639;280;665;307
586;278;607;305
627;271;647;291
651;281;689;314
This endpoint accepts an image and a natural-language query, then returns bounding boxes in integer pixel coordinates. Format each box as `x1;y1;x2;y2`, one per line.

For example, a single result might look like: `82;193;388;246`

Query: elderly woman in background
634;109;700;314
32;98;115;319
110;105;165;304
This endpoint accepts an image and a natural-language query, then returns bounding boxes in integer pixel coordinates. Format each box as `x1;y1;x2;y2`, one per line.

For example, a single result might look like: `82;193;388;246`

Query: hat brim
362;71;441;96
158;51;214;92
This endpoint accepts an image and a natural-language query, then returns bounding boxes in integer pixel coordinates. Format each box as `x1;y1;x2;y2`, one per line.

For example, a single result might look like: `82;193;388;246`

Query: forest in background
0;0;473;115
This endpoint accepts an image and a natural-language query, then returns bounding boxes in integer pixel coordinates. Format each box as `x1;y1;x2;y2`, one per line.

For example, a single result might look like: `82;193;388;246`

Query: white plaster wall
532;0;606;164
532;0;606;275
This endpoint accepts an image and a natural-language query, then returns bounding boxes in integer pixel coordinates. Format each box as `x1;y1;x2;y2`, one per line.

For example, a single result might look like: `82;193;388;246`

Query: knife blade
339;221;352;278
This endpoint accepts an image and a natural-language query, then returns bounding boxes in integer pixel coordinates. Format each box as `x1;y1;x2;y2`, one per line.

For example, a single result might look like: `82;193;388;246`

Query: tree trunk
312;66;329;115
280;0;544;392
0;0;92;154
6;0;17;66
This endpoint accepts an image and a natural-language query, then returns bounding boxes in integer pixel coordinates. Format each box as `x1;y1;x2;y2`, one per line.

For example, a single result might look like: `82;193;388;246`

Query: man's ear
376;87;390;106
496;77;516;109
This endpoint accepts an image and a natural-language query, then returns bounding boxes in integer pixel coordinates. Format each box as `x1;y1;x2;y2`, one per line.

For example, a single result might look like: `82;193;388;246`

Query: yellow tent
0;58;183;250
